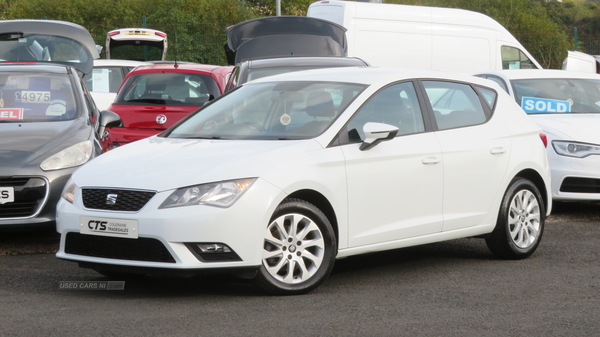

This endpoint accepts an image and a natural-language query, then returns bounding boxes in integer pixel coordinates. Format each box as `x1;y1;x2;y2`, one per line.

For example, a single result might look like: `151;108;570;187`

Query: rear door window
422;81;488;130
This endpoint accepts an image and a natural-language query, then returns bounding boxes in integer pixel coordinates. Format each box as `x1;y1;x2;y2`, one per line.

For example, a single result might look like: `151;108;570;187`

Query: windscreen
115;72;221;106
0;73;77;122
165;81;367;140
513;78;600;114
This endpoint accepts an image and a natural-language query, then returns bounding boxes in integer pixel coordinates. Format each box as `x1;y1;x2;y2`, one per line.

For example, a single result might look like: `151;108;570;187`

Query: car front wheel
255;198;337;295
486;178;545;259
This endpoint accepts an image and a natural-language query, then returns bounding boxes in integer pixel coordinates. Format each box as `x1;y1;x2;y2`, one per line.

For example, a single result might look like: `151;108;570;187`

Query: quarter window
423;81;488;130
476;86;498;110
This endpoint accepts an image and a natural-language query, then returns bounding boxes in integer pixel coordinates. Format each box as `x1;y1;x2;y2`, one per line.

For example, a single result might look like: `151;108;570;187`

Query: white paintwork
86;59;150;111
56;67;551;274
562;51;598;73
476;69;600;201
307;0;541;72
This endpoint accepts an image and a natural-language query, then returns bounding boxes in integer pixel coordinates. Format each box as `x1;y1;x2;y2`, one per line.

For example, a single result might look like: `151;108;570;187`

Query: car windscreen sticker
521;97;571;113
0;108;24;120
280;113;291;126
46;100;67;116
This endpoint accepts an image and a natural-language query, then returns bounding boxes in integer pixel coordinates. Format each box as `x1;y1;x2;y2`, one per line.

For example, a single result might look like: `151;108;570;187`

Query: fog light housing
185;243;242;262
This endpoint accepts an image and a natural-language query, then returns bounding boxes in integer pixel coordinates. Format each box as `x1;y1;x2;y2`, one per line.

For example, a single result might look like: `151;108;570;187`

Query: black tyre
255;198;337;295
486;178;545;259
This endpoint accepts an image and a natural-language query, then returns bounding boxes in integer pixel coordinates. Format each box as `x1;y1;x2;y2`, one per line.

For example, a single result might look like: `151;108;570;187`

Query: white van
561;50;599;73
307;0;542;72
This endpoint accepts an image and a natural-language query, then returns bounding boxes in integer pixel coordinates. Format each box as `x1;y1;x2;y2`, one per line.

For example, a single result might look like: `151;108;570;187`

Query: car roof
93;59;152;67
0;62;70;74
251;66;495;88
130;62;231;74
478;69;600;80
246;56;369;69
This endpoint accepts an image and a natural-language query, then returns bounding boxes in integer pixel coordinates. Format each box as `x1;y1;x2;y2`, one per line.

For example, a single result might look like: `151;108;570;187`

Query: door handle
422;156;441;165
490;147;506;155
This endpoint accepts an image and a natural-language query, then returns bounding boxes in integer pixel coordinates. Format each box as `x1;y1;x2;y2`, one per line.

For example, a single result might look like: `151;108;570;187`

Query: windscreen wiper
126;98;167;104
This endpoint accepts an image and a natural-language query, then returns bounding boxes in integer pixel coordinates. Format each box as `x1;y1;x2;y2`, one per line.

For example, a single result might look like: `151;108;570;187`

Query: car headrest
306;91;334;118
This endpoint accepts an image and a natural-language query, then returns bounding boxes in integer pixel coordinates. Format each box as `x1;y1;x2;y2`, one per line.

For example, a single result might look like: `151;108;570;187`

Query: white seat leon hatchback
56;67;552;295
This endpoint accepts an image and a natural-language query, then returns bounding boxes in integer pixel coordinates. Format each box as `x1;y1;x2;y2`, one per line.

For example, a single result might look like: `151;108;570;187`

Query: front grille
65;232;176;263
82;189;155;211
0;177;47;219
560;177;600;194
0;177;29;187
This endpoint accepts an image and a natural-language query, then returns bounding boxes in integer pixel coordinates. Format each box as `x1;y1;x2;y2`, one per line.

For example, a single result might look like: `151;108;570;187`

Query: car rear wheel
255;198;337;295
486;178;545;259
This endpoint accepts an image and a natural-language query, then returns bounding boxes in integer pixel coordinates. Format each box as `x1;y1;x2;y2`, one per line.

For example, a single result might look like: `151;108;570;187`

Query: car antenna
173;28;179;69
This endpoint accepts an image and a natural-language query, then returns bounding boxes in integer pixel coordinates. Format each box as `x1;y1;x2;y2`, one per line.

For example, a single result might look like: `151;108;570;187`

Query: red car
102;63;232;151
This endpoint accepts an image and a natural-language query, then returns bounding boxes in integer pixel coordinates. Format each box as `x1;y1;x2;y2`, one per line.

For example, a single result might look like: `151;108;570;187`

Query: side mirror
98;110;122;139
359;122;398;151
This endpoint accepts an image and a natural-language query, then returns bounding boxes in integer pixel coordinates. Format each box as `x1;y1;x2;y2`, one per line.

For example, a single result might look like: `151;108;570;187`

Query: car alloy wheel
508;189;541;249
486;178;545;259
255;198;336;295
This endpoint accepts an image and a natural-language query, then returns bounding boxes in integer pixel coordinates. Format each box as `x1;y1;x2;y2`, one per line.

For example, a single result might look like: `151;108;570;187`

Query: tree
2;0;256;65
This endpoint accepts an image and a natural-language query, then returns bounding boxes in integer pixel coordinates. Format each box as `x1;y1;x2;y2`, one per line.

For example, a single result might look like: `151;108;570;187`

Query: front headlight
159;178;256;209
40;140;93;171
552;141;600;158
61;179;77;204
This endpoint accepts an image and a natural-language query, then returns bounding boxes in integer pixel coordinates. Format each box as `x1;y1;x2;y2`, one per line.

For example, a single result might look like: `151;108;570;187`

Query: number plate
0;187;14;204
80;216;139;239
20;91;51;103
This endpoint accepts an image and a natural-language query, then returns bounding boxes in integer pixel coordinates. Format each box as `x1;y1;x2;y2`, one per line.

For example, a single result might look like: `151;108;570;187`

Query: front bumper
549;153;600;201
0;172;73;231
56;178;285;274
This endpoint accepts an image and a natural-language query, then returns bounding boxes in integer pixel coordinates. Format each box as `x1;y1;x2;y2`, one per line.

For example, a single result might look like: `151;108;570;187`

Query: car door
339;81;444;247
421;80;511;231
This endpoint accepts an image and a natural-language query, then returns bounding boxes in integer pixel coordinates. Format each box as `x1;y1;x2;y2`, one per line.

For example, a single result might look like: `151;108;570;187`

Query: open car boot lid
0;19;99;74
224;16;347;65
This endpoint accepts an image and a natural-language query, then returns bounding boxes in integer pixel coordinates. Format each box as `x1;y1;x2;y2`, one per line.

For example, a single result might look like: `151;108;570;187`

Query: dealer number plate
0;187;14;204
80;216;139;239
18;91;51;103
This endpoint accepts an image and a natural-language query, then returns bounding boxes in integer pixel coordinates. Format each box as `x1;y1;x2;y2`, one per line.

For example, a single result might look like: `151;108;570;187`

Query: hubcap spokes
508;190;541;249
263;214;325;284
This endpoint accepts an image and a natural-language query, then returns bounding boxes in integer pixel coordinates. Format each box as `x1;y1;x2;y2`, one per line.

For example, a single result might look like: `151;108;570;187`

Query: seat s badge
106;193;118;206
156;114;167;125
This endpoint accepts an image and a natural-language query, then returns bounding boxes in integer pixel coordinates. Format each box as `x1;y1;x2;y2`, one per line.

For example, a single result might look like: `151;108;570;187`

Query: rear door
421;80;511;231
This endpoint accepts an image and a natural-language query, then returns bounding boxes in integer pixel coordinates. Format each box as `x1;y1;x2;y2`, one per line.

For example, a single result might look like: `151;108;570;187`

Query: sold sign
0;108;24;120
521;97;571;113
